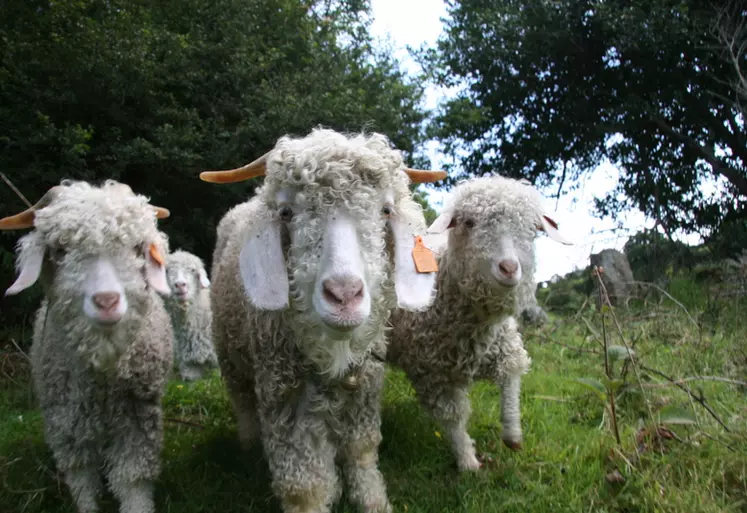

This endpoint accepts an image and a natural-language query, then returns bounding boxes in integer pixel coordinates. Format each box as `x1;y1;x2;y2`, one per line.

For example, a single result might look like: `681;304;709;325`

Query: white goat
1;180;173;513
203;128;445;513
387;175;571;471
163;249;218;381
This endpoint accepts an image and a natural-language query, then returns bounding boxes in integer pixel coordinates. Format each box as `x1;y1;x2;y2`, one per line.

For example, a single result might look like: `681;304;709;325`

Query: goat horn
404;168;448;184
108;182;169;219
200;153;268;183
0;186;63;231
151;206;170;219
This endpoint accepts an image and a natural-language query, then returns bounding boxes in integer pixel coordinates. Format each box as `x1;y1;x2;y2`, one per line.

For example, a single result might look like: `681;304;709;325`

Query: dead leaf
605;469;625;484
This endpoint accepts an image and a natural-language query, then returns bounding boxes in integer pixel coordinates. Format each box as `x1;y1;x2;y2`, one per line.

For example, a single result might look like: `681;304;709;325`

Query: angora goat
387;175;571;471
163;249;218;381
202;128;444;513
1;180;173;513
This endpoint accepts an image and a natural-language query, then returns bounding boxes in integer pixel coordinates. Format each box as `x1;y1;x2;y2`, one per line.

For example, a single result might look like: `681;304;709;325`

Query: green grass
2;288;746;513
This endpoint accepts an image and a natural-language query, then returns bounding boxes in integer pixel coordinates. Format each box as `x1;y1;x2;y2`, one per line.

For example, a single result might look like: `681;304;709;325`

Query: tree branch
0;173;33;208
713;1;747;106
653;116;747;196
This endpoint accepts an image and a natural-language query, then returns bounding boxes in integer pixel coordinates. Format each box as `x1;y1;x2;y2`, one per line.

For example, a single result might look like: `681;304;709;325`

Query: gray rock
590;248;635;308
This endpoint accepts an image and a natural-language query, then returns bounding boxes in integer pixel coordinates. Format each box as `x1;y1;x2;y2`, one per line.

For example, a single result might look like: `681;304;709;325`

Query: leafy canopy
425;0;746;238
0;0;428;341
0;0;427;259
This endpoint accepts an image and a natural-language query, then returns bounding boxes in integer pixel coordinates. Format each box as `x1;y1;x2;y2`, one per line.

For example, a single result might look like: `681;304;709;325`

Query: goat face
3;181;170;329
427;176;571;293
166;252;210;304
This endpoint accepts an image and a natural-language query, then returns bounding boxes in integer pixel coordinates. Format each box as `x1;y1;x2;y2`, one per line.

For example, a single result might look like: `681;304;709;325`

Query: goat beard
75;328;133;372
292;315;384;379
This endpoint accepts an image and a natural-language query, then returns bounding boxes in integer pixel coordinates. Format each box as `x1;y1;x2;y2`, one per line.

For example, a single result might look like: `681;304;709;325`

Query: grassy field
1;278;746;513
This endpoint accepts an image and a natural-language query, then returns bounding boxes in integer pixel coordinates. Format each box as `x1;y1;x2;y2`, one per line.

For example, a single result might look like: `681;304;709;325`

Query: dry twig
642;376;747;388
594;266;621;445
0;172;33;208
628;281;699;331
165;417;205;430
539;333;600;355
8;339;31;363
639;364;731;433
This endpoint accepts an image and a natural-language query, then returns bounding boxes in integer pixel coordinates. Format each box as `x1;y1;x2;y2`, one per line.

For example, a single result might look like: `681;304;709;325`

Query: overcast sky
368;0;697;282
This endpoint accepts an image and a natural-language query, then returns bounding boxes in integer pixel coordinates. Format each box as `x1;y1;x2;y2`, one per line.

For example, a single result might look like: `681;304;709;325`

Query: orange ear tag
149;243;164;266
412;235;438;273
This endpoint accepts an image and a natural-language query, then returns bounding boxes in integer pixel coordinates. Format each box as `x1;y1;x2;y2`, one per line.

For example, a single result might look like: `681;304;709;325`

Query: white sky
369;0;700;282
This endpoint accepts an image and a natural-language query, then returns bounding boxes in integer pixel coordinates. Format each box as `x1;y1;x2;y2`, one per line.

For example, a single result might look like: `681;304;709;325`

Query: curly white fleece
10;179;173;513
163;250;217;381
388;175;543;471
212;128;430;513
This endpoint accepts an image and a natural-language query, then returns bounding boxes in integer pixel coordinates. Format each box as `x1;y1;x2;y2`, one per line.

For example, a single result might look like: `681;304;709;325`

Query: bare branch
165;418;205;429
713;0;747;108
594;268;658;435
626;281;700;330
652;116;747;196
639;364;732;433
538;333;600;355
0;173;33;209
642;375;747;388
9;339;31;363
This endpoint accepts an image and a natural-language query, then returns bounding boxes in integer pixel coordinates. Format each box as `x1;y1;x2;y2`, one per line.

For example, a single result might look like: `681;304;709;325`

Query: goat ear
239;218;289;310
538;214;573;245
197;268;210;289
388;204;437;311
145;243;171;295
5;233;45;296
427;210;455;234
421;231;449;256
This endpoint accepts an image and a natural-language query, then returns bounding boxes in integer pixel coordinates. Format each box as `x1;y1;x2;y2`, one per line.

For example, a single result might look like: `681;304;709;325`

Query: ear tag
412;235;438;274
149;243;164;266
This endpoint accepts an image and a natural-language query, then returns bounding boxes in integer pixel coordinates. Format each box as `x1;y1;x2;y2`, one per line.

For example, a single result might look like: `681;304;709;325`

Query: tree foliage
623;229;695;283
0;0;427;339
425;0;746;238
412;189;439;225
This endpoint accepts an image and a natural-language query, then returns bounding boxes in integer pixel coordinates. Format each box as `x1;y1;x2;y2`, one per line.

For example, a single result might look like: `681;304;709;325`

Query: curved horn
404;168;448;184
151;206;170;219
107;182;169;219
200;153;268;184
0;186;63;231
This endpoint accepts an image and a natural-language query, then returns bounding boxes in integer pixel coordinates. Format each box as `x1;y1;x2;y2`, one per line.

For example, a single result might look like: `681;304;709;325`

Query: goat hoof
503;439;522;451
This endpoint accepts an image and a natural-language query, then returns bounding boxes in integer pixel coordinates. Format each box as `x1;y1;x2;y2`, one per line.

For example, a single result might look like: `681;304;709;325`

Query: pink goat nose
93;292;121;312
322;276;364;307
498;259;519;278
175;281;187;290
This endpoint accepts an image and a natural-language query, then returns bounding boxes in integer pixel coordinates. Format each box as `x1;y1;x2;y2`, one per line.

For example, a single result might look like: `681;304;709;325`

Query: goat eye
381;205;392;216
279;205;293;222
464;219;475;229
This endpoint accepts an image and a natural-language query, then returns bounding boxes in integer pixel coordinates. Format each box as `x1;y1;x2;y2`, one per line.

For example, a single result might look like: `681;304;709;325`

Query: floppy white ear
427;209;455;234
145;243;171;295
239;218;289;310
197;267;210;288
389;205;437;311
538;214;573;245
421;231;449;256
5;233;45;296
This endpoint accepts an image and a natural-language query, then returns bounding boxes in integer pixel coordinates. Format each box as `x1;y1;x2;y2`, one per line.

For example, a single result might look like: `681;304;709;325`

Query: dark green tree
0;0;428;342
425;0;746;239
412;189;439;225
